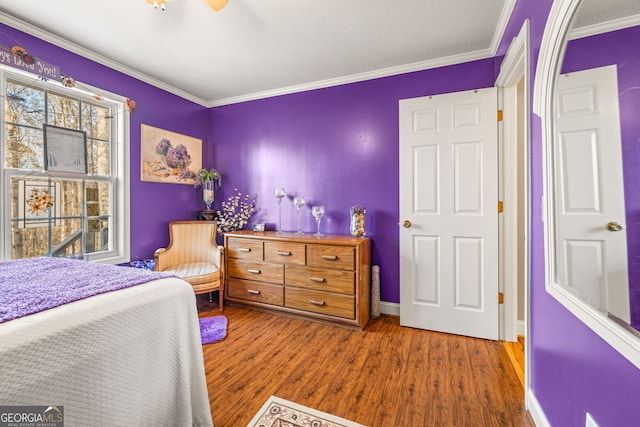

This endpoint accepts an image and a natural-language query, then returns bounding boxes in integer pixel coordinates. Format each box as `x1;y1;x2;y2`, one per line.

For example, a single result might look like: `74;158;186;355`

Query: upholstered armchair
154;221;224;311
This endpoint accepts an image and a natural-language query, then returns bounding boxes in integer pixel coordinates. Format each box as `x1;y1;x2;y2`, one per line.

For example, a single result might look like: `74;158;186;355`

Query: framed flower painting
140;124;202;185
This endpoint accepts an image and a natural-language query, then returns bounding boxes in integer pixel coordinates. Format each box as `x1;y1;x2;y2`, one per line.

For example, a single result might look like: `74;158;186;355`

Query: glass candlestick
274;187;285;233
312;205;325;236
293;196;305;234
203;180;214;210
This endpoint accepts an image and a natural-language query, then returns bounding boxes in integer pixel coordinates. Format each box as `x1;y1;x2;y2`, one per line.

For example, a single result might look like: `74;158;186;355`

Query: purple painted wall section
6;1;640;425
561;25;640;331
0;23;211;260
499;1;640;426
209;60;497;303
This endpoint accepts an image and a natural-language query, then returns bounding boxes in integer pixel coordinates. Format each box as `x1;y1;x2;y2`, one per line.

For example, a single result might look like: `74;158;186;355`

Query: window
1;69;130;263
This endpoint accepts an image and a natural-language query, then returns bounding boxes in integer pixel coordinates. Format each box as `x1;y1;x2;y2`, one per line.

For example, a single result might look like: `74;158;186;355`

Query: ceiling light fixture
145;0;228;12
145;0;172;11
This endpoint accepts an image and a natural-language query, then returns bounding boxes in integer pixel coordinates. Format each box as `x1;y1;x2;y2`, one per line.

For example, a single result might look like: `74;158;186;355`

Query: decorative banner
0;44;61;80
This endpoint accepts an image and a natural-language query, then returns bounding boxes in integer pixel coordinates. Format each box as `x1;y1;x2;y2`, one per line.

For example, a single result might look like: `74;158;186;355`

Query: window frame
0;66;130;264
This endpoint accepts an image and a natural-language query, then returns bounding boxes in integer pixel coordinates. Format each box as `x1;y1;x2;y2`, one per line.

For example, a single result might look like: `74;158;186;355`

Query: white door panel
555;65;629;322
399;87;499;340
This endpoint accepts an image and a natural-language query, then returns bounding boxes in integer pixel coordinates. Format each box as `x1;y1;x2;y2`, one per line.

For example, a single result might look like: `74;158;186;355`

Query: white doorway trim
495;18;531;397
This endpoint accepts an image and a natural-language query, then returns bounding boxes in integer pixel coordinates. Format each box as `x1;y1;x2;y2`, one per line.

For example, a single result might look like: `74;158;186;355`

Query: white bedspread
0;277;214;427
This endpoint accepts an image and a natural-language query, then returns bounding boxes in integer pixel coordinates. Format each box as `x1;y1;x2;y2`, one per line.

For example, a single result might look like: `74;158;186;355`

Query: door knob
401;220;412;228
607;221;623;232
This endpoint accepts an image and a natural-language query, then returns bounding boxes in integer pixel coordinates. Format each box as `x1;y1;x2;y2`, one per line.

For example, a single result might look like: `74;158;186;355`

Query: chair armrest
154;247;167;271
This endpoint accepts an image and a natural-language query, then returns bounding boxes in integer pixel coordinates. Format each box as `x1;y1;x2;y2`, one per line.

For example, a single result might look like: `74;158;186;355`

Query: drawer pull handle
247;289;261;295
277;251;291;256
321;255;337;261
247;269;261;274
238;247;251;252
309;299;326;306
309;277;325;283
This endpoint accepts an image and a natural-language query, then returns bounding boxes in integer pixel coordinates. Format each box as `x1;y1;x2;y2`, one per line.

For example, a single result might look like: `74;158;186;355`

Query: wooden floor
198;299;533;427
503;336;525;387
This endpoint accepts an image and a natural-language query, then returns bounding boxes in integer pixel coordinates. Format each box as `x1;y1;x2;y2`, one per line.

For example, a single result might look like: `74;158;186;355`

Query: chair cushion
164;262;220;284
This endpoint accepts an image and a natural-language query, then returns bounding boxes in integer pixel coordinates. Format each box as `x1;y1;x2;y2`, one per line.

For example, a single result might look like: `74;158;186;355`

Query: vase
203;180;214;210
350;206;366;237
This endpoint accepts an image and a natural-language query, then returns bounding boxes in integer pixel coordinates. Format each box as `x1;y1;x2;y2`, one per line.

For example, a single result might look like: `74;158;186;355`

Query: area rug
247;395;367;427
198;315;227;344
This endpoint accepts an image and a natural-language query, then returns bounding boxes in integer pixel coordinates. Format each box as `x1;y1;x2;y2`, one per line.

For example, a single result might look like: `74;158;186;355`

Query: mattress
0;276;214;427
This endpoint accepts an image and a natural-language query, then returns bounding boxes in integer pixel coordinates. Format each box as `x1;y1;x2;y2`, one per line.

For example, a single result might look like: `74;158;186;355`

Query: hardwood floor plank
197;300;533;427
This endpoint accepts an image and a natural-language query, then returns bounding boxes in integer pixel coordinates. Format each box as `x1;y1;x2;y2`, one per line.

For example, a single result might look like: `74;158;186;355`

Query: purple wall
5;1;640;425
0;22;211;260
561;25;640;331
209;60;497;303
499;1;640;426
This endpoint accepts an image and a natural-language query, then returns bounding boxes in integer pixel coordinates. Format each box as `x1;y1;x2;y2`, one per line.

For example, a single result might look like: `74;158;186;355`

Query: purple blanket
0;257;176;323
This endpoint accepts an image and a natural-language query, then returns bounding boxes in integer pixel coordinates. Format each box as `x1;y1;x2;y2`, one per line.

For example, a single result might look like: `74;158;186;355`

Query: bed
0;257;214;427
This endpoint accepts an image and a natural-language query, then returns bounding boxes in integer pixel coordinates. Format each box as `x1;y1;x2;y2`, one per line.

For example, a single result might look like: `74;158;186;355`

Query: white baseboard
380;301;400;316
527;388;550;427
518;320;525;336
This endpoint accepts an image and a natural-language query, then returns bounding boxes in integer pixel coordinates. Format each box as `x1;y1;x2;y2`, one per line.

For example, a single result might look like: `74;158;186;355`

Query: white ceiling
1;1;517;106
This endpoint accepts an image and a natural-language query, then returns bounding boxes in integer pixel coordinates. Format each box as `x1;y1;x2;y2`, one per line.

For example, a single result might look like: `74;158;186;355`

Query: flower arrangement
194;168;221;188
217;189;257;233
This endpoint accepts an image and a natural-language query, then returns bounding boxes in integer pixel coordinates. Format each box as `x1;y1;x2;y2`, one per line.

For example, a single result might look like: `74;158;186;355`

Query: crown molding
490;0;517;54
0;11;210;107
208;48;495;107
568;13;640;40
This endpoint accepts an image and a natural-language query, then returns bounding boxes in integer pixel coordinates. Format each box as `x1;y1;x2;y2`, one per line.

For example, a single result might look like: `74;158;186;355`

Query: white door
399;88;499;340
555;65;630;322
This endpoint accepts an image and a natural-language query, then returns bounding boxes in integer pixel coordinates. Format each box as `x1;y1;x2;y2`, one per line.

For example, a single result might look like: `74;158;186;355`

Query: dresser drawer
285;287;355;319
227;258;284;284
264;241;306;265
227;278;284;306
286;265;355;294
307;244;355;271
227;238;264;260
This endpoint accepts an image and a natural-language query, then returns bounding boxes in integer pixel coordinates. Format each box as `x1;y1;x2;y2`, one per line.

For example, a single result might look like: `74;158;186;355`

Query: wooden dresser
224;231;371;329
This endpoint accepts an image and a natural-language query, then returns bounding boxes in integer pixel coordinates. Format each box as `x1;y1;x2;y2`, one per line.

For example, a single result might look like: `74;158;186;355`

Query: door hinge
497;109;503;122
498;201;504;213
498;292;504;304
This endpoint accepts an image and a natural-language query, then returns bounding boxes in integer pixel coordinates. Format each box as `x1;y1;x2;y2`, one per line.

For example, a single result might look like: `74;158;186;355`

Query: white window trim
0;65;130;264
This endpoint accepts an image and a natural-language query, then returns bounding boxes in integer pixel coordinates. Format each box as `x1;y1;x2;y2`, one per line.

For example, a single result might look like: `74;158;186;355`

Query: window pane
48;93;79;129
5;80;45;127
85;182;111;255
81;102;110;140
87;139;110;176
86;219;109;254
4;124;43;169
86;181;111;216
11;224;49;259
58;179;84;218
49;218;84;259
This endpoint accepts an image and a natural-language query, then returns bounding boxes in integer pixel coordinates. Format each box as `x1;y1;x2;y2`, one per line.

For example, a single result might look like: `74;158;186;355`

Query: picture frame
140;124;202;185
17;179;62;228
44;124;87;174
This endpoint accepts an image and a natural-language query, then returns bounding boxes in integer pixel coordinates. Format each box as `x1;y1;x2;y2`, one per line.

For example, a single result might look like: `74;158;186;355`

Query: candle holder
274;187;285;233
312;205;325;236
293;196;305;234
203;180;214;210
